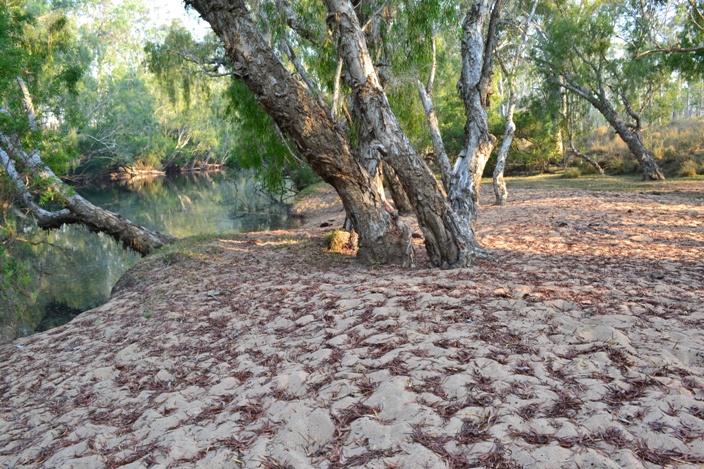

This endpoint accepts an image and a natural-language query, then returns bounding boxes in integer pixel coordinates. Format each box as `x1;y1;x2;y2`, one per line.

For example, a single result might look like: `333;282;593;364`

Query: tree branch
16;77;38;132
636;44;704;58
275;0;322;44
0;146;78;227
618;91;641;132
479;0;503;106
279;38;327;111
331;57;344;119
361;0;390;32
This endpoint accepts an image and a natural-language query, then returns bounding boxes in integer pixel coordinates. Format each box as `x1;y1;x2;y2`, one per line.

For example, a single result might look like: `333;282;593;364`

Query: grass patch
292;181;333;203
561;167;582;179
499;173;704;193
324;230;351;252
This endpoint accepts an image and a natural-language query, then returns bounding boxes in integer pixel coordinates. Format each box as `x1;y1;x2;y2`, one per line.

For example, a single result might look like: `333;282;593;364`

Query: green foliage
504;98;562;173
224;80;316;195
0;222;34;341
561;167;581;178
678;160;699;177
665;0;704;78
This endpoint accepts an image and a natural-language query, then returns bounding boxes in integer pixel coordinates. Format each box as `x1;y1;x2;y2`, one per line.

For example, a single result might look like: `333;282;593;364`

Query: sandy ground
1;184;703;468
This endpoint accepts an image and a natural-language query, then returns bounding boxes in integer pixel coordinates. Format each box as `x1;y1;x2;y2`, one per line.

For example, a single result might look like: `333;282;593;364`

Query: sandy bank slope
1;187;703;468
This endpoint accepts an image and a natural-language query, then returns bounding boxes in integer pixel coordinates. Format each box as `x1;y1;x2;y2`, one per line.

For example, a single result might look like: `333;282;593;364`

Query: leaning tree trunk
493;88;515;206
0;135;175;255
324;0;478;266
566;141;604;175
187;0;415;266
616;128;664;180
599;100;664;180
557;77;665;181
416;37;452;194
450;0;500;233
383;164;414;216
2;79;175;256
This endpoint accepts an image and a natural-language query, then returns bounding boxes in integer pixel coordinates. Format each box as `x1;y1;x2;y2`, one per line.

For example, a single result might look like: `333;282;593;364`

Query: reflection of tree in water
6;171;291;340
79;171;290;237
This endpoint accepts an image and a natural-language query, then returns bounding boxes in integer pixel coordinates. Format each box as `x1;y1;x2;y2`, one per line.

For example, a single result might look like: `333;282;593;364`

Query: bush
579;161;602;176
323;230;351;252
607;155;640;175
678;160;699;177
561;167;582;178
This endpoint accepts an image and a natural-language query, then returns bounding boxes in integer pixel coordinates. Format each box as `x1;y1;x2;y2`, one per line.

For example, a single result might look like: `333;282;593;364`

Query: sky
145;0;210;39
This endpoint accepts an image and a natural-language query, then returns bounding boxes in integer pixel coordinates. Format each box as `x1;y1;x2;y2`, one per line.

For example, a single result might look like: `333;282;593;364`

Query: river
6;171;290;338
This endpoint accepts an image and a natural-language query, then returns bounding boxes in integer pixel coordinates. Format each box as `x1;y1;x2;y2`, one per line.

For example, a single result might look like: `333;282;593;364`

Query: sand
1;184;703;468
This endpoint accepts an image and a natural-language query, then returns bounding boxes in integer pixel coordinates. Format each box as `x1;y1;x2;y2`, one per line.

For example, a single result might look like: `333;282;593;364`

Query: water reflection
7;171;289;338
81;172;290;236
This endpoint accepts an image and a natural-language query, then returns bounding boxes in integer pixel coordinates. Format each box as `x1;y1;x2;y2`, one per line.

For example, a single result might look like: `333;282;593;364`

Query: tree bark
323;0;478;266
416;37;452;194
416;79;452;194
450;0;500;232
0;138;175;255
556;77;665;181
383;164;414;216
187;0;415;266
493;89;515;205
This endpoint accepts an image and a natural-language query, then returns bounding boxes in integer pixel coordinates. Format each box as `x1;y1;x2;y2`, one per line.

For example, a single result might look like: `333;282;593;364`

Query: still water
14;171;289;336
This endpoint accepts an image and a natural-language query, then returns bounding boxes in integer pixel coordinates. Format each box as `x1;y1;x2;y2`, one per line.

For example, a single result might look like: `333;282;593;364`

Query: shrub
561;167;581;178
678;160;699;177
324;230;351;252
579;161;602;175
607;155;640;175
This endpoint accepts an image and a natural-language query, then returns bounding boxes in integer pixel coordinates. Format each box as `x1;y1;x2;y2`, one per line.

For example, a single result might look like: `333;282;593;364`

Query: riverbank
1;183;703;467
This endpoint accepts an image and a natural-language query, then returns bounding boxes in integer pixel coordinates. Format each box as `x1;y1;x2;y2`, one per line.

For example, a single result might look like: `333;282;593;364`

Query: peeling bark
450;0;500;233
383;164;413;216
493;90;514;206
324;0;478;266
493;0;538;206
416;38;452;194
187;0;415;266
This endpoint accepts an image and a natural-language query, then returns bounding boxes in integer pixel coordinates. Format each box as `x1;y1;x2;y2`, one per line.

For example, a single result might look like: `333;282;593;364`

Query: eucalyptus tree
636;0;704;69
492;0;539;206
185;0;508;267
0;0;174;254
534;0;667;180
456;0;502;188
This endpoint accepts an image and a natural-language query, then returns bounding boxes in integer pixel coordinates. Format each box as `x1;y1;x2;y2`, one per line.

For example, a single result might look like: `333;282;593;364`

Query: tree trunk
450;0;499;231
0;141;175;255
416;79;452;194
4;75;174;256
187;0;415;266
623;133;665;180
493;89;515;206
323;0;478;266
557;77;665;181
415;37;452;194
493;0;537;206
383;164;414;216
601;103;665;180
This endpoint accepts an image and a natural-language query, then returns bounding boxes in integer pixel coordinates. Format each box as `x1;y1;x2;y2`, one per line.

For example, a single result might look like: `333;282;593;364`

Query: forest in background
1;0;703;192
